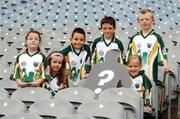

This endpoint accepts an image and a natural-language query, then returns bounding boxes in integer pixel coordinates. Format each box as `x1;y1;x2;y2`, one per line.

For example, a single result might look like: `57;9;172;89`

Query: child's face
50;55;63;73
70;32;85;49
138;13;153;31
26;32;40;51
127;60;141;77
101;23;115;39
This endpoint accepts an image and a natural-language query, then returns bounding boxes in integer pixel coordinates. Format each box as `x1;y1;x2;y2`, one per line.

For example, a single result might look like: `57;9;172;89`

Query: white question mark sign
95;70;114;94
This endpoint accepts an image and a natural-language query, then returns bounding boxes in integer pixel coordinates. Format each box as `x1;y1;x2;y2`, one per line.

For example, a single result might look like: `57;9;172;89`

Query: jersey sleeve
116;39;126;64
126;36;134;61
11;54;21;80
36;53;49;81
84;44;91;73
156;34;168;63
91;38;98;64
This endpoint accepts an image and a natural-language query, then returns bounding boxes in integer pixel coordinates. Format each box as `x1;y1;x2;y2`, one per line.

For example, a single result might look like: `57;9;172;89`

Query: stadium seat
0;79;18;95
98;87;143;119
0;88;9;99
77;100;124;119
0;99;26;118
1;113;43;119
57;114;96;119
11;87;52;108
29;99;74;119
54;87;95;113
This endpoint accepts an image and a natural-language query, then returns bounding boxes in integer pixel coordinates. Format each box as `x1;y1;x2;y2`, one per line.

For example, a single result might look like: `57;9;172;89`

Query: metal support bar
155;86;158;119
167;74;171;119
177;62;180;118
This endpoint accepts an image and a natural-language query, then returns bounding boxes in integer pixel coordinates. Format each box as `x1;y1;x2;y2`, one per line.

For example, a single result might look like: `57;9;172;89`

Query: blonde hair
127;54;142;67
138;8;154;21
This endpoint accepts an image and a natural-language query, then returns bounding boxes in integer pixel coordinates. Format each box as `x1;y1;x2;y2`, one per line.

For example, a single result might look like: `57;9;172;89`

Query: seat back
29;99;74;118
0;88;9;99
0;99;26;117
11;87;52;107
54;87;95;113
1;113;43;119
57;114;96;119
77;100;124;119
99;87;143;119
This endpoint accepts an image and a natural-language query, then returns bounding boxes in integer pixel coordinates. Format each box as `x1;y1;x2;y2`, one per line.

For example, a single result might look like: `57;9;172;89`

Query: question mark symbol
95;70;114;94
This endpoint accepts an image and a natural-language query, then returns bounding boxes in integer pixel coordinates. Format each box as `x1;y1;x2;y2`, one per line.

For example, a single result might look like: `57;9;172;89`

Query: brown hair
25;30;41;47
71;27;86;39
127;54;142;67
101;16;116;29
25;30;41;42
138;8;154;21
48;51;67;86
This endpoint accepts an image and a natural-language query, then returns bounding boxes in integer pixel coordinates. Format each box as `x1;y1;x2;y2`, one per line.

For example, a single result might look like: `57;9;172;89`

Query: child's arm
90;39;97;67
157;34;169;74
163;60;169;74
15;79;29;88
30;79;44;87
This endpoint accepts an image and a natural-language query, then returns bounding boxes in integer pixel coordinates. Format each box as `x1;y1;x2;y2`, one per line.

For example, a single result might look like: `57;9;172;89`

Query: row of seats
0;0;179;27
1;113;96;119
0;87;143;119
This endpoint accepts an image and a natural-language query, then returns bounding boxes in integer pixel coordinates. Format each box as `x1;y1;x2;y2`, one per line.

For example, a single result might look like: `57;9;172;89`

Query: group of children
11;8;169;118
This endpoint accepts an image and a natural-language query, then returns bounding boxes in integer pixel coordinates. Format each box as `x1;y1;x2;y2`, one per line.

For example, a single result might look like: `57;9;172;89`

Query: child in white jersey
12;31;48;88
127;54;154;118
127;8;169;85
61;28;91;87
45;51;67;96
127;9;169;117
91;16;125;67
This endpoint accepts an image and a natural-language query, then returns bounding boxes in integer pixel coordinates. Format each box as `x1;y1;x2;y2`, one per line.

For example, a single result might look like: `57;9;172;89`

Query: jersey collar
101;34;116;47
26;48;41;57
139;29;154;39
70;44;83;56
130;70;145;79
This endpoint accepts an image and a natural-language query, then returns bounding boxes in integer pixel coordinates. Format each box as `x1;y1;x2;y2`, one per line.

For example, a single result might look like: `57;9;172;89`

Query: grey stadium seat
0;99;26;118
54;87;95;113
98;87;143;119
29;99;74;119
77;100;124;119
57;114;96;119
0;88;9;99
1;113;43;119
11;87;52;107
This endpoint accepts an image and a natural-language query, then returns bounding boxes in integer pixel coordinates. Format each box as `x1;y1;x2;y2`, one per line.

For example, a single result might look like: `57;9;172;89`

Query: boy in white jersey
61;28;91;87
127;9;169;117
127;9;169;84
91;16;125;67
12;31;48;88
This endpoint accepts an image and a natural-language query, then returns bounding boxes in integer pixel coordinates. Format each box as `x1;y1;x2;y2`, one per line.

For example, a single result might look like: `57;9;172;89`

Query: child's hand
30;82;38;87
144;105;152;113
164;65;169;74
81;69;87;79
19;82;29;88
163;60;169;74
16;79;29;88
26;83;32;87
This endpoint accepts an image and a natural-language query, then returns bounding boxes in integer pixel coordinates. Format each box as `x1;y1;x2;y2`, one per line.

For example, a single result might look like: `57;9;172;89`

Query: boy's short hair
138;8;154;21
71;27;86;38
101;16;116;28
